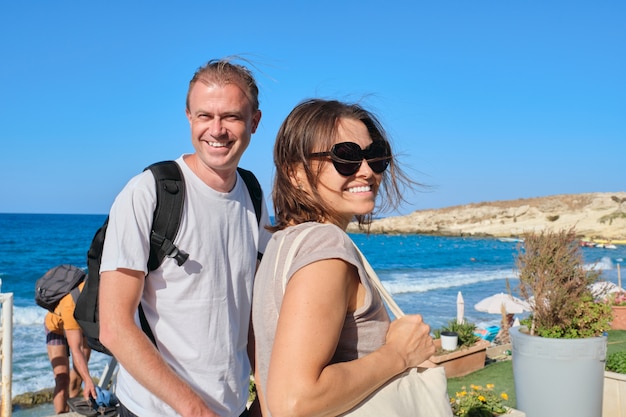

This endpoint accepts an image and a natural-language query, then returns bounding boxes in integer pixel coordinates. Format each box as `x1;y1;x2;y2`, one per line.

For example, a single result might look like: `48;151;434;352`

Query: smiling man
99;58;272;417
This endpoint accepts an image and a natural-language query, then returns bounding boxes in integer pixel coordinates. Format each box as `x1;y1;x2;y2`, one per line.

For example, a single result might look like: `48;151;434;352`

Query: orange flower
451;383;509;417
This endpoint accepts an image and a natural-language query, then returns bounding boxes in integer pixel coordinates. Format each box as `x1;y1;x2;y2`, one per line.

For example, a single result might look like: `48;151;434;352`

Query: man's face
185;82;261;174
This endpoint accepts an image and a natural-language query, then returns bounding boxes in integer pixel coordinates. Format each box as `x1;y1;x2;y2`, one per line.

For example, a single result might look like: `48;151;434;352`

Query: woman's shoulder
289;222;350;244
290;221;346;235
280;222;356;262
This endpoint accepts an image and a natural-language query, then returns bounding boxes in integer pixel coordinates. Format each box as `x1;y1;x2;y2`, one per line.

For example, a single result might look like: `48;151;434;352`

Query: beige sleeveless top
252;222;390;399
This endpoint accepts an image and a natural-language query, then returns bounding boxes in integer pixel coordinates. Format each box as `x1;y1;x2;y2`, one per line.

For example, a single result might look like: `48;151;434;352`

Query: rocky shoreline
349;192;626;241
11;388;54;409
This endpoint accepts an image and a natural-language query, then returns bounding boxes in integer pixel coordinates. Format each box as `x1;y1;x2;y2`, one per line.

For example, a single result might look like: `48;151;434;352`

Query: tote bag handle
351;243;405;319
276;226;316;292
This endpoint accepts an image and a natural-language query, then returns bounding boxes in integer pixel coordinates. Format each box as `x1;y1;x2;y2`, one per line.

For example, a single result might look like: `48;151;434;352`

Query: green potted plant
431;319;490;378
509;228;612;417
604;350;626;417
434;319;481;349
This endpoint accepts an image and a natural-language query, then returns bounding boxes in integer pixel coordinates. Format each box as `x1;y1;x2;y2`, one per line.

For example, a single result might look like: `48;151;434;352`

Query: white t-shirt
101;155;272;417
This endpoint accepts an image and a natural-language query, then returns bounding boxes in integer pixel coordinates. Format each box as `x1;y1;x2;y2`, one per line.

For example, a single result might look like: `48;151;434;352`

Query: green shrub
599;212;626;225
606;351;626;374
521;294;611;338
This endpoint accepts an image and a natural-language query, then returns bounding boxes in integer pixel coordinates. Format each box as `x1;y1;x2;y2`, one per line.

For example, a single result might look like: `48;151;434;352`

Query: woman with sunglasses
253;99;436;417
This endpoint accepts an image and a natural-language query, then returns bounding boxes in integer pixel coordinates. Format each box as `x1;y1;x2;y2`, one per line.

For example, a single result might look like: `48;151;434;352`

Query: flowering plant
608;291;626;307
450;383;509;417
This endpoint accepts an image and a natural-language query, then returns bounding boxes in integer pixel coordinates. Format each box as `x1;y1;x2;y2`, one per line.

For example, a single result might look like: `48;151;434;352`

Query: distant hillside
349;192;626;240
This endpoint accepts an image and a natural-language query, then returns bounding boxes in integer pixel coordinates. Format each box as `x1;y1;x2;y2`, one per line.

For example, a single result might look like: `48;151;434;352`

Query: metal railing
0;279;14;417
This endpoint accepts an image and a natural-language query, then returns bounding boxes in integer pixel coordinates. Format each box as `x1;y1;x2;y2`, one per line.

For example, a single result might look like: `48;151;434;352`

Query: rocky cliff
349;192;626;241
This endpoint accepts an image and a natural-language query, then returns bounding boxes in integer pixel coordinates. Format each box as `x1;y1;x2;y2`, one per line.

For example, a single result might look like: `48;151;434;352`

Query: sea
1;212;625;416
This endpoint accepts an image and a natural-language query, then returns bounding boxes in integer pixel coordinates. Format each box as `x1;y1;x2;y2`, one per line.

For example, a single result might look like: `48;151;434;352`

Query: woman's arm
266;258;434;417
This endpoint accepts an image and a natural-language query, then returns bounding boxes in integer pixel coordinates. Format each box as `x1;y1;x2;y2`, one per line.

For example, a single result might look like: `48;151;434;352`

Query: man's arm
99;268;220;417
66;328;96;400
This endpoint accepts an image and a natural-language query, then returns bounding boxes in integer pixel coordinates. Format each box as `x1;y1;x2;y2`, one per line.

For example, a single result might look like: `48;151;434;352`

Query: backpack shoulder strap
70;285;81;304
76;161;186;355
145;164;258;267
237;167;264;261
237;167;262;225
145;161;188;270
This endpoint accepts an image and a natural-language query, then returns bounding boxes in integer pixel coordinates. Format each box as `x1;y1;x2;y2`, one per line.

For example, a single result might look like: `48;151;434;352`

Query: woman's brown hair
270;99;416;232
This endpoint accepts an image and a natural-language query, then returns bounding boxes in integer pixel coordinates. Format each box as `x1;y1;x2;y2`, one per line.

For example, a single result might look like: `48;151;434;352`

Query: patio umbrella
474;292;530;314
456;291;464;324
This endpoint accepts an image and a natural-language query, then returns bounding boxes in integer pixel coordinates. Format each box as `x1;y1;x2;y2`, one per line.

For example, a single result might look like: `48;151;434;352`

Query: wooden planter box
604;370;626;417
430;339;490;378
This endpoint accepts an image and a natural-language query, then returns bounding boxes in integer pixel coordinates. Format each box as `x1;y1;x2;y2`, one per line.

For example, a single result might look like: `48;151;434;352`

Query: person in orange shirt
45;279;97;414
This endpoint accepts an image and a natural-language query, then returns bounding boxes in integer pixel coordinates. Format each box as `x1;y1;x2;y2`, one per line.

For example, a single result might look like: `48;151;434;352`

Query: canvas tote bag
276;226;453;417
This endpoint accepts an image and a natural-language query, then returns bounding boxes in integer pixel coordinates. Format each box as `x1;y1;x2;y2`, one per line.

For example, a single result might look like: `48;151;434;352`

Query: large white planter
604;370;626;417
509;326;607;417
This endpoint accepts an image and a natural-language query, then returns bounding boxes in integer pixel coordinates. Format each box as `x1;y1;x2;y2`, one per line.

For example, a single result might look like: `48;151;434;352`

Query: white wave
13;305;47;326
6;306;111;398
585;256;614;271
379;257;619;295
381;269;514;294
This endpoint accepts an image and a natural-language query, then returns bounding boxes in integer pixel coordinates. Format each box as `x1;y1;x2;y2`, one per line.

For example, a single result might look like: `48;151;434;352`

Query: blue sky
1;1;624;216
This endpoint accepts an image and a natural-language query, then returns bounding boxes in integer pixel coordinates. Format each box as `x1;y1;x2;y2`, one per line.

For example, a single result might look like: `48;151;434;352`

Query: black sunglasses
309;141;391;176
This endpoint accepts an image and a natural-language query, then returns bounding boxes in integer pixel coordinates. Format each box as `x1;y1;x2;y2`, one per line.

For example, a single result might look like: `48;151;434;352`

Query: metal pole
98;357;118;389
1;293;14;417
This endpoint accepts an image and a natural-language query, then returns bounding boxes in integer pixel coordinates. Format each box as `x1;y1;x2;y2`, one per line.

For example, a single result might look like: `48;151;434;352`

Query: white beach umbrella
456;291;465;324
474;292;531;314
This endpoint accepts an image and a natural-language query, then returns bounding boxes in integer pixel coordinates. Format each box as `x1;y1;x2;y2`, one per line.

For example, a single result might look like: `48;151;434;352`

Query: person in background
45;280;96;414
253;99;435;416
495;313;516;344
98;57;271;417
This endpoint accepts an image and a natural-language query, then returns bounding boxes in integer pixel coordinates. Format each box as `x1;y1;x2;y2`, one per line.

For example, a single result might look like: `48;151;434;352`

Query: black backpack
74;161;263;355
35;264;85;312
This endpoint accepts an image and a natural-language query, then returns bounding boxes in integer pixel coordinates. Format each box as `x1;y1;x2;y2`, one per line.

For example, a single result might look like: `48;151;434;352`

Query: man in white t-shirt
99;58;272;417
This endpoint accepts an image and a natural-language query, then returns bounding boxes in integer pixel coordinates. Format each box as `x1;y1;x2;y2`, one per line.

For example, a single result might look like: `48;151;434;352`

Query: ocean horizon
1;212;624;415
